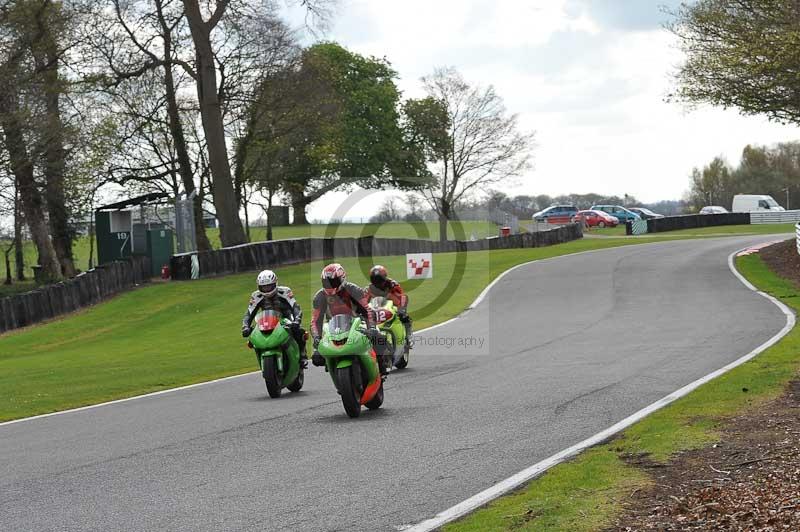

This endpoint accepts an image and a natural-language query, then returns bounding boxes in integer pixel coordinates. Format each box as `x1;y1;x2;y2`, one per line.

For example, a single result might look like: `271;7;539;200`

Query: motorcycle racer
310;263;386;372
242;270;308;364
366;265;412;352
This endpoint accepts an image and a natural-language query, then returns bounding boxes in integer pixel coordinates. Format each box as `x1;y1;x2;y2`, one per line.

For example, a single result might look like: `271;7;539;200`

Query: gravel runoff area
611;239;800;531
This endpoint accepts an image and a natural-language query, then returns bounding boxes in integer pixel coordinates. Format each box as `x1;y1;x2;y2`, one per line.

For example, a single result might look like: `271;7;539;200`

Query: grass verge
445;251;800;531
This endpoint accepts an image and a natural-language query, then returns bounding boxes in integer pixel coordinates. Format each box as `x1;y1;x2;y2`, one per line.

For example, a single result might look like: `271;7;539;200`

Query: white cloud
282;0;800;220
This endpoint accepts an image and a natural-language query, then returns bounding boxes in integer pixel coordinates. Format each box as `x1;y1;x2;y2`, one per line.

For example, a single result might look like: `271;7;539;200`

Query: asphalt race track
0;236;789;532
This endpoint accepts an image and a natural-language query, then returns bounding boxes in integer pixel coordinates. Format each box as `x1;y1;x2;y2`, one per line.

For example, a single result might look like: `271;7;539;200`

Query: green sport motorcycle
369;297;409;370
317;314;384;418
246;310;304;398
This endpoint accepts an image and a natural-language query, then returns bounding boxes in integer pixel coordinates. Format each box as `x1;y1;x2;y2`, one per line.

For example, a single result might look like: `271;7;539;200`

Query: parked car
533;204;578;222
731;194;785;213
628;207;664;220
590;205;641;223
699;206;729;214
573;210;619;228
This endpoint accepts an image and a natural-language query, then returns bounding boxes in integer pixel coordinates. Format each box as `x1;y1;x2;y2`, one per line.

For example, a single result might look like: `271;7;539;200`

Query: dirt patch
760;239;800;288
610;382;800;530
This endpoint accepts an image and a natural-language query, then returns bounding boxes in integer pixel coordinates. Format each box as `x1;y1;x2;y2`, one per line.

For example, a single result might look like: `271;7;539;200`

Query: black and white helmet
257;270;278;297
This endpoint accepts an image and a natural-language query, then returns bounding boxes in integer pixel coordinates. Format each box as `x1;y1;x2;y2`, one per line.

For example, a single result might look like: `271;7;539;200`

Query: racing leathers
366;278;412;351
310;282;387;372
242;287;307;360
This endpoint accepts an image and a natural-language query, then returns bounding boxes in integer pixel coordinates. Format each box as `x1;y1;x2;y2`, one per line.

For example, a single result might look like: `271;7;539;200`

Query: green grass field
446;252;800;531
0;221;499;287
0;236;693;423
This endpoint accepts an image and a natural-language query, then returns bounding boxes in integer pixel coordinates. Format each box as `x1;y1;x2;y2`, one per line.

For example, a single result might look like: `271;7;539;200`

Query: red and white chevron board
406;253;433;279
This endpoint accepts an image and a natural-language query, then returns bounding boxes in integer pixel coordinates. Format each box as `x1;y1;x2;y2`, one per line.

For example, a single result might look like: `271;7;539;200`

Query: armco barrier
0;256;151;335
796;223;800;256
170;224;583;280
750;210;800;224
645;213;751;234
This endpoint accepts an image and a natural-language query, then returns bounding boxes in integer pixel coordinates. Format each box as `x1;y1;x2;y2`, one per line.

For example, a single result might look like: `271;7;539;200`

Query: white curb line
402;244;795;532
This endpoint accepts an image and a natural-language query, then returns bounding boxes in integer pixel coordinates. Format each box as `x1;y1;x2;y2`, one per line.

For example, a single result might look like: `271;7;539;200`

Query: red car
573;210;619;228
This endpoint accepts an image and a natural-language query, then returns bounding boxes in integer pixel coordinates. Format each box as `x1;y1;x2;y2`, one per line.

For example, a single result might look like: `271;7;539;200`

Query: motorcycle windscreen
257;310;282;333
328;314;352;339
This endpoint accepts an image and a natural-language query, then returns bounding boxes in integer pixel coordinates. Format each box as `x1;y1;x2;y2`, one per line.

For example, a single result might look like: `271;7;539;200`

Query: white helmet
257;270;278;296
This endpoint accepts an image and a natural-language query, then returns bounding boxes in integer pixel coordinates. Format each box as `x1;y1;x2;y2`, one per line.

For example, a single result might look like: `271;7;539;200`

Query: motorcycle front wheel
336;364;362;418
364;380;384;410
287;368;304;393
262;356;282;398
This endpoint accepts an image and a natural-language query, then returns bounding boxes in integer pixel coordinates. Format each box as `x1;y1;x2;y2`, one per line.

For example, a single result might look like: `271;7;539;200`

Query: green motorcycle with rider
247;310;305;398
317;314;384;418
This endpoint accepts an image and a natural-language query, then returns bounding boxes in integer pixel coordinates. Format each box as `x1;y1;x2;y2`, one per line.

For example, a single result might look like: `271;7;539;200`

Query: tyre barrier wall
0;256;151;335
626;213;752;235
169;224;584;281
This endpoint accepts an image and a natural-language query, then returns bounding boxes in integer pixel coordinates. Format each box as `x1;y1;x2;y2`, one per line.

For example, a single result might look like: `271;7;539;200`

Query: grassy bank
1;236;693;423
446;251;800;531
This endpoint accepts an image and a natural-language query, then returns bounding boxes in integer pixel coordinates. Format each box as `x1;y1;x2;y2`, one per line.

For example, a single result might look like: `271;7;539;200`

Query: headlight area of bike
257;311;282;334
328;314;353;347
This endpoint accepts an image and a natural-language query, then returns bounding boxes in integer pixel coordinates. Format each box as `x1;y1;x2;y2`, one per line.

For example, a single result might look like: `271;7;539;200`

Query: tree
687;157;735;211
0;0;63;282
671;1;800;124
181;0;250;246
417;67;534;241
246;42;430;225
26;0;77;277
370;196;403;223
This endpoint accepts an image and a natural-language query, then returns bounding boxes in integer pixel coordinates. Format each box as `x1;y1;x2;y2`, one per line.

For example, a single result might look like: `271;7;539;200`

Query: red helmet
369;265;388;289
321;263;346;295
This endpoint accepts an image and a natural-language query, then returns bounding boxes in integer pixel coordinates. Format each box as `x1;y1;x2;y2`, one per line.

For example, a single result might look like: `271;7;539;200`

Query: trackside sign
406;253;433;279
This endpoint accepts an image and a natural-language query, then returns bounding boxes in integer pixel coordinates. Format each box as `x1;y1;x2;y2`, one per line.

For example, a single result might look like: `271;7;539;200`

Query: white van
731;194;785;213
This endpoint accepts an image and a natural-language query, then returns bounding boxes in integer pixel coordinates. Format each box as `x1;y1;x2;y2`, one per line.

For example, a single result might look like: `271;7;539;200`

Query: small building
95;193;174;277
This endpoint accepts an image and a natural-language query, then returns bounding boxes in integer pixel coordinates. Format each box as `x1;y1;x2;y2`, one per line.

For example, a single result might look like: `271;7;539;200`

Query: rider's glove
289;321;300;332
242;327;251;338
367;326;380;341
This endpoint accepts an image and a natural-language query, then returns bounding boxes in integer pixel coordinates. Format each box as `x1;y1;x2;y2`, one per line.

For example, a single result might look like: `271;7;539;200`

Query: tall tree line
686;142;800;212
0;0;535;287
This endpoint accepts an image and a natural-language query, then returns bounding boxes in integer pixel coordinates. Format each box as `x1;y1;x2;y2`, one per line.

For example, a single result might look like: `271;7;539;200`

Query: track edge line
401;243;796;532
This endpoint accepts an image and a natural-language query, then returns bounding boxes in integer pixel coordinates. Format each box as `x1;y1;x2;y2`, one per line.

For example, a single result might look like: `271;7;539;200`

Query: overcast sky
284;0;800;221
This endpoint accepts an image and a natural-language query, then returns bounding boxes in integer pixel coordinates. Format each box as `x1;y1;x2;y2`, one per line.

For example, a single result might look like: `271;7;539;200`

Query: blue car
590;205;641;223
532;205;578;222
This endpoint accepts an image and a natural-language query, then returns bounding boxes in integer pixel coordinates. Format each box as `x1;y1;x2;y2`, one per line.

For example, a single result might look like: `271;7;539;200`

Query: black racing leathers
243;287;306;357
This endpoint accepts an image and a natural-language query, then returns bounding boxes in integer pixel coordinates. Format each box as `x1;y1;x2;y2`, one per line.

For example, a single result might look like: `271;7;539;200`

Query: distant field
3;220;791;296
209;221;500;247
0;221;499;288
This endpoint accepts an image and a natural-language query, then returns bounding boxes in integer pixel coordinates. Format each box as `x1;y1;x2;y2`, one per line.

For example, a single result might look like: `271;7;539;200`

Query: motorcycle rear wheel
262;357;282;398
